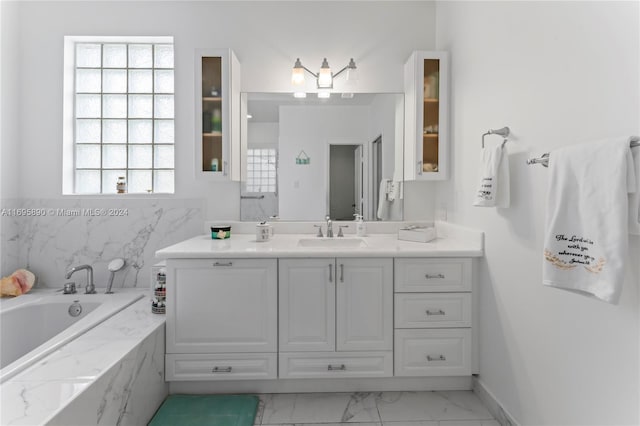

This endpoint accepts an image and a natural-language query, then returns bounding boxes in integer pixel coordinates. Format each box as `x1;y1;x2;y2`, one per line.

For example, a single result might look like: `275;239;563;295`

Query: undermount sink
297;238;368;248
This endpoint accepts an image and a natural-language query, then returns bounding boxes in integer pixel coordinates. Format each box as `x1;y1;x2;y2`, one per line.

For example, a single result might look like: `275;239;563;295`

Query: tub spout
65;265;96;294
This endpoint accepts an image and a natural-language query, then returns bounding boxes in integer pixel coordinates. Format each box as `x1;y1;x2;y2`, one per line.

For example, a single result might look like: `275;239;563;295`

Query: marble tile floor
253;391;499;426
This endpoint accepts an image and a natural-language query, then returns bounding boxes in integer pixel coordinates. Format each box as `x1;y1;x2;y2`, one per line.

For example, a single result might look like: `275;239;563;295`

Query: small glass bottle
116;176;126;194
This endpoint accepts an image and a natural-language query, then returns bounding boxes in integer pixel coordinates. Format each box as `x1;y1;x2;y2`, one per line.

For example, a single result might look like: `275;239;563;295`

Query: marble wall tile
45;324;167;426
0;198;202;288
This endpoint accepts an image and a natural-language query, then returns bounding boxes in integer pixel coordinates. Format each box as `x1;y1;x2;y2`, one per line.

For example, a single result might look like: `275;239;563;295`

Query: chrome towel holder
526;135;640;167
482;127;510;148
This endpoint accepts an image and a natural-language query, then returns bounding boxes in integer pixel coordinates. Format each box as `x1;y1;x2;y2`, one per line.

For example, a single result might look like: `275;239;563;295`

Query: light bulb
317;58;333;88
291;58;305;86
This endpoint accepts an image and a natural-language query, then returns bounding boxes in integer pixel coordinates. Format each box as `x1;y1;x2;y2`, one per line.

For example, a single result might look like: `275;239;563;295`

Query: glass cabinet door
195;49;240;180
404;51;449;181
422;57;441;175
201;56;224;174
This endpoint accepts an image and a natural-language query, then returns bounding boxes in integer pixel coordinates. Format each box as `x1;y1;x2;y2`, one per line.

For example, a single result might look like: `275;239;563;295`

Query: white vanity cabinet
278;258;394;378
394;258;473;377
404;50;449;181
165;258;278;381
195;48;241;181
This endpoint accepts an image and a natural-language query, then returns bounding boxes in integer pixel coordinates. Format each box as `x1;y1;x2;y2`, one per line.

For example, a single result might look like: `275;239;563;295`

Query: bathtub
0;290;144;383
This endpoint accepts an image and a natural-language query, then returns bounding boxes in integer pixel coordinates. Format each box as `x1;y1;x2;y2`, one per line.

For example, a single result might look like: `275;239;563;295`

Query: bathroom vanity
155;221;482;391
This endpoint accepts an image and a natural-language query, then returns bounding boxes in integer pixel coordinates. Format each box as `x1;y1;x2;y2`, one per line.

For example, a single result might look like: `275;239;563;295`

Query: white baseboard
473;376;520;426
169;376;472;394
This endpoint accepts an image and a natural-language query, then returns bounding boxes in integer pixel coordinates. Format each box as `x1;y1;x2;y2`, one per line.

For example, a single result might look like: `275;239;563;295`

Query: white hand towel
377;178;391;220
496;147;510;208
543;138;635;304
628;142;640;235
473;145;509;207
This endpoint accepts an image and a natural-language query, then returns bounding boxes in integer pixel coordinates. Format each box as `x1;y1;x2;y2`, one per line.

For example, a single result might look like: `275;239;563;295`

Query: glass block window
73;41;174;194
246;149;277;193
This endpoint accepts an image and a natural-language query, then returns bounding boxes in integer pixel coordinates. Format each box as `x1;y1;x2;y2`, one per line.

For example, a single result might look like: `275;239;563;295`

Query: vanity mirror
239;93;404;222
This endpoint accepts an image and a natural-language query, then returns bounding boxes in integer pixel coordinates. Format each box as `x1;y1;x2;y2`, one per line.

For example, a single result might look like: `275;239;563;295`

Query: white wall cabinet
195;48;241;181
278;258;393;378
165;258;277;380
404;51;449;181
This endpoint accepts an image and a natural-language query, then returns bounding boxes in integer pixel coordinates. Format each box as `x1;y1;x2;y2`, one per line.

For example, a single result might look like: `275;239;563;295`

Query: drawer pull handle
340;264;344;282
328;264;333;282
427;355;446;362
214;262;233;267
426;309;446;316
327;364;346;371
212;366;233;373
425;273;445;279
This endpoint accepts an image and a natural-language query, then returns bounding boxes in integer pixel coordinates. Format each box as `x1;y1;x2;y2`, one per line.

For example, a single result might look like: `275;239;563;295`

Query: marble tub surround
1;198;203;288
0;291;167;426
254;391;497;425
157;221;483;258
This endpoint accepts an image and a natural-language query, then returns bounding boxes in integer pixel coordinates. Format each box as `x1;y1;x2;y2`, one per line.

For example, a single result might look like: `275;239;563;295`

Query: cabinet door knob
213;261;233;267
426;355;446;362
212;366;233;373
426;309;446;316
327;364;346;371
425;273;445;279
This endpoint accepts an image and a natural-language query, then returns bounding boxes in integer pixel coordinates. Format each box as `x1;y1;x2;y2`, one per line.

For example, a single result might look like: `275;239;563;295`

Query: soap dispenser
354;214;366;237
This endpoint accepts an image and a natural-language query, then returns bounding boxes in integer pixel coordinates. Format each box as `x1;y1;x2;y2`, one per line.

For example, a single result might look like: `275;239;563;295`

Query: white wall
0;1;21;275
436;1;640;424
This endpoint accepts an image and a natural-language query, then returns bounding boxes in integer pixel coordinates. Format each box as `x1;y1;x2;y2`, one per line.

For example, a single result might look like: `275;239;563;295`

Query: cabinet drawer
166;353;277;381
395;258;472;292
394;329;471;376
279;352;392;379
395;293;471;328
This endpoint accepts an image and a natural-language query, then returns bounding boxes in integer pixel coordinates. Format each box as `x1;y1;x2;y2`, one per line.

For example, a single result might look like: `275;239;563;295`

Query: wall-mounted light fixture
291;57;357;96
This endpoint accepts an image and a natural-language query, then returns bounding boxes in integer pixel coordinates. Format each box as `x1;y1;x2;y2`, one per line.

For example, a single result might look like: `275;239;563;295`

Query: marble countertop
0;289;165;426
155;221;484;259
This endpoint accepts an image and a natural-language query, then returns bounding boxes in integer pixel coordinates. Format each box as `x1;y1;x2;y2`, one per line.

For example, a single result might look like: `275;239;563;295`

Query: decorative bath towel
473;145;510;208
628;139;640;235
542;138;635;304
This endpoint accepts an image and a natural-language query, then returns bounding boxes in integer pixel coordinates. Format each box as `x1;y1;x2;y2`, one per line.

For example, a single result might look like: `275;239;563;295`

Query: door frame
325;138;368;220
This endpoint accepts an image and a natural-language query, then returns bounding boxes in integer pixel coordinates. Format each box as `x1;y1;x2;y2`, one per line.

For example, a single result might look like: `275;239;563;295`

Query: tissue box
398;226;437;243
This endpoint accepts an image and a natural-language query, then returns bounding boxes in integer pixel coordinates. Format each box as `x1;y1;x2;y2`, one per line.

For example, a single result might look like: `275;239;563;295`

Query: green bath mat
148;394;259;426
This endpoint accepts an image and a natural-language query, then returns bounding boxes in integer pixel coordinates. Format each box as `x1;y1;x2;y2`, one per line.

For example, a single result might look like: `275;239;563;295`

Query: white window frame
62;36;175;195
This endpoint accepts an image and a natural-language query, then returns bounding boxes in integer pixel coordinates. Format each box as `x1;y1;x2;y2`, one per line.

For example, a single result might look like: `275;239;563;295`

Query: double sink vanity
155;221;483;391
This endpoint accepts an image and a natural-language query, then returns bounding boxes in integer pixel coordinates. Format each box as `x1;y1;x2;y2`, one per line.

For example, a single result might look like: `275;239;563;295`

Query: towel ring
482;127;510;148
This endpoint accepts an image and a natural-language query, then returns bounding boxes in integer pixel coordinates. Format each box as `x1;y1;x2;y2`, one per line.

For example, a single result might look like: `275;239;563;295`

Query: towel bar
527;136;640;167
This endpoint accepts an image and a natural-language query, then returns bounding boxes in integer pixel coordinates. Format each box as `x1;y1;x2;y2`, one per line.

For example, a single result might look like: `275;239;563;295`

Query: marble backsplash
1;198;203;289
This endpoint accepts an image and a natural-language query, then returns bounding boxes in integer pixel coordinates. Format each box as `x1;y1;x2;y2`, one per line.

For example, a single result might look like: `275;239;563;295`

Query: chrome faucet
65;265;96;294
325;215;334;238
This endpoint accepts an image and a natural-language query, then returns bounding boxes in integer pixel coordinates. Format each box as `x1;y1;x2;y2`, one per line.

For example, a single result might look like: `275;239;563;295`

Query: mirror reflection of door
329;144;362;221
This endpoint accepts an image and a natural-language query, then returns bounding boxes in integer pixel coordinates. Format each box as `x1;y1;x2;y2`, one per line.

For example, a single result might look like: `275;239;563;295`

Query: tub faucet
325;215;333;238
65;265;96;294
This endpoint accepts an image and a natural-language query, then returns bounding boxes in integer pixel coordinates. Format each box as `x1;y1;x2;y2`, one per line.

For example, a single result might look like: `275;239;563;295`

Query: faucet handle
313;225;324;238
337;225;349;237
